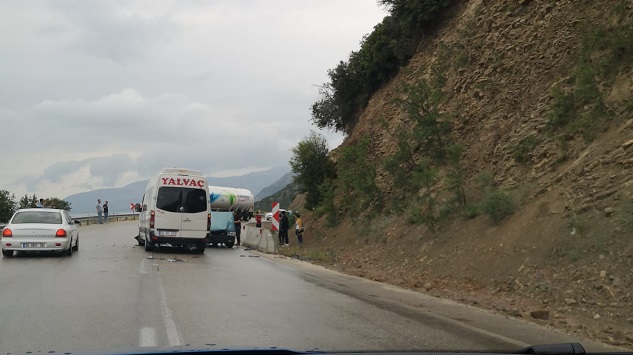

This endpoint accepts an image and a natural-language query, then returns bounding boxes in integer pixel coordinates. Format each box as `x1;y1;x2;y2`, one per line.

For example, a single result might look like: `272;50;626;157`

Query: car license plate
22;242;46;248
159;231;177;236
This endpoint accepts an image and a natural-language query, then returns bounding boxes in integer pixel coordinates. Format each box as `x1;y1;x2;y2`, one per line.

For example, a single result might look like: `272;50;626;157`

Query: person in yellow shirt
295;213;304;246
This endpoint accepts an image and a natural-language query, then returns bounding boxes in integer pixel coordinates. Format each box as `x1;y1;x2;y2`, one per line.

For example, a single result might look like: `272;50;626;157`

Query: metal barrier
72;213;139;225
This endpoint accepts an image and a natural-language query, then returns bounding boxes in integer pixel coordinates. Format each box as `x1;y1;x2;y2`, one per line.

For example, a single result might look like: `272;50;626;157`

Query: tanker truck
208;186;254;220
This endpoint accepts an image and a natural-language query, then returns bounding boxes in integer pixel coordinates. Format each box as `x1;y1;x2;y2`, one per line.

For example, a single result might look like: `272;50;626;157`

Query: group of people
91;200;304;247
96;199;109;224
277;210;304;246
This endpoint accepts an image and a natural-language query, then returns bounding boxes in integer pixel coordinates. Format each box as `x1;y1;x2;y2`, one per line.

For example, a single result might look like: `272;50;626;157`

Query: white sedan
265;209;288;221
1;208;79;257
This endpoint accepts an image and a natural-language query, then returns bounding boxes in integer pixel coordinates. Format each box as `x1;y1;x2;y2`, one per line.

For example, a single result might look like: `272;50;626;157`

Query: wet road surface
0;221;618;353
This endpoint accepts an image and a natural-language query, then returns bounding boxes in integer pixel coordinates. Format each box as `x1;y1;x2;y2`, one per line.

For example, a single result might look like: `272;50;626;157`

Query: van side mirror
135;203;142;212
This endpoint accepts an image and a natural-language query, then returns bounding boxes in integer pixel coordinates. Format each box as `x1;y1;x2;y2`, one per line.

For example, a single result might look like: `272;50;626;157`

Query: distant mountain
255;172;294;201
65;166;291;216
254;181;298;213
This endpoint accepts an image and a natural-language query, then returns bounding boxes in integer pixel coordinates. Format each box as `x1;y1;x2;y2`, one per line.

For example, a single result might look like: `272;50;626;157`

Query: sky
0;0;386;200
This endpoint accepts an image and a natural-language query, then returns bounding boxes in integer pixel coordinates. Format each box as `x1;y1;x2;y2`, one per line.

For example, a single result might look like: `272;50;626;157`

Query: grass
279;245;335;263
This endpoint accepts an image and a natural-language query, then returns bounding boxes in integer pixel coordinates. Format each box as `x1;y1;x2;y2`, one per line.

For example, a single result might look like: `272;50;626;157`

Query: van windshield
156;187;207;213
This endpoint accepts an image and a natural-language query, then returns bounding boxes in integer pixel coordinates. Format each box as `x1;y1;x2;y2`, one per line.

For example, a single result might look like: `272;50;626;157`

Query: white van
136;168;210;253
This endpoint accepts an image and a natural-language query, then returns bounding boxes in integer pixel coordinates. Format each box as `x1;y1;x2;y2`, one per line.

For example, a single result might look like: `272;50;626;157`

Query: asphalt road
0;221;619;353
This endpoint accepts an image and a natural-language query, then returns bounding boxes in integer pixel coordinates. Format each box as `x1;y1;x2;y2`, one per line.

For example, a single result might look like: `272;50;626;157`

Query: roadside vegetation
292;56;515;231
311;0;454;134
0;190;71;222
290;0;631;239
546;7;633;142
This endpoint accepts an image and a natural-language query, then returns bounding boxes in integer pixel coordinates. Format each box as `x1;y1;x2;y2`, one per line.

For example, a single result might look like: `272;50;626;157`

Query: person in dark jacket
279;210;289;246
233;210;241;246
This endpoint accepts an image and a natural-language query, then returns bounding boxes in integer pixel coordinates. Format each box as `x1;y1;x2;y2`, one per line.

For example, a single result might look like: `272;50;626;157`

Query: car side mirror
73;220;81;225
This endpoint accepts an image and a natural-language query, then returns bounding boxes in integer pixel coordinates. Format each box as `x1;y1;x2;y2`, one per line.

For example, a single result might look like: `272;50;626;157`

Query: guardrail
72;213;139;225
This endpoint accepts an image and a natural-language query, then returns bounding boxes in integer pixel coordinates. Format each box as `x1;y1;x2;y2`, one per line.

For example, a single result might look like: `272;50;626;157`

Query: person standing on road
295;213;304;246
96;199;103;224
279;210;289;246
36;198;44;208
103;200;109;223
233;210;242;247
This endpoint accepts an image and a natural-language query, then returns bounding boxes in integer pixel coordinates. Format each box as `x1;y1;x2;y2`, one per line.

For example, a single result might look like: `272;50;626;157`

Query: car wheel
194;243;205;254
73;236;79;251
136;234;145;246
225;241;235;248
2;249;13;257
144;238;153;252
66;243;73;256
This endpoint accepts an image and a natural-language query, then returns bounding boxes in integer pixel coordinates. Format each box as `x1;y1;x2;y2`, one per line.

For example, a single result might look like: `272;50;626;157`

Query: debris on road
167;258;187;262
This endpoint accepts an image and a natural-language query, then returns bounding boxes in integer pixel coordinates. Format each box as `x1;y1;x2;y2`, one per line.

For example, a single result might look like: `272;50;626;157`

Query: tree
290;131;337;210
336;136;382;216
0;190;17;222
394;75;450;162
44;198;72;211
446;144;467;207
19;194;38;209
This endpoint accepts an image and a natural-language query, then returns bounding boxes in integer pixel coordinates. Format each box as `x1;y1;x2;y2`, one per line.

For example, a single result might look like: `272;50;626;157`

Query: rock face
301;0;633;349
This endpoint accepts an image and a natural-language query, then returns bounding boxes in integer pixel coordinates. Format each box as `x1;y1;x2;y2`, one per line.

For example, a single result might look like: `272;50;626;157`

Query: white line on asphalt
139;327;157;347
154;263;183;346
139;258;147;274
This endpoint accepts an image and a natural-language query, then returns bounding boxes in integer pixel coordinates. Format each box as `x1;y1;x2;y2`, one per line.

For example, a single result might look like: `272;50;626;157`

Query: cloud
0;1;385;199
49;0;174;63
2;88;331;197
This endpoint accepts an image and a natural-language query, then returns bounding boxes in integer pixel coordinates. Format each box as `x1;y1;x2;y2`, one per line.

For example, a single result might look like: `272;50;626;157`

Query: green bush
315;179;338;227
513;135;539;163
405;196;438;231
463;204;480;219
481;189;515;223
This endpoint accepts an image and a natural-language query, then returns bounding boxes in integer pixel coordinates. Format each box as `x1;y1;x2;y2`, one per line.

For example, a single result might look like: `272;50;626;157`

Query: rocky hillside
288;0;633;348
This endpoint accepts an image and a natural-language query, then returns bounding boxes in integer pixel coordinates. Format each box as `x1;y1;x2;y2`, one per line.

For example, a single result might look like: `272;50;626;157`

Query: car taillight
207;213;211;230
150;210;155;228
55;229;67;238
2;228;12;238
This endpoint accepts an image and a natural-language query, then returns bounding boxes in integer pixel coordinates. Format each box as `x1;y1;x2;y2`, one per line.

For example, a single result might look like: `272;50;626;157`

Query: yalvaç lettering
161;177;205;188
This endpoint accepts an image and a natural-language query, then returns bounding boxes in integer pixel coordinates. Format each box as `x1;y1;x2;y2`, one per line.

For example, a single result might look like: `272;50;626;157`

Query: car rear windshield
157;187;207;213
12;211;62;224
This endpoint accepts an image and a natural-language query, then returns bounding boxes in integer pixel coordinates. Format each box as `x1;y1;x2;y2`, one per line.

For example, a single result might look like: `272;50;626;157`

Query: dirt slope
287;0;633;348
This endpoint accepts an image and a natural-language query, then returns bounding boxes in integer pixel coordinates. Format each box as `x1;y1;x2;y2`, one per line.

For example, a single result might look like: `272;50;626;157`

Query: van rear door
155;186;208;238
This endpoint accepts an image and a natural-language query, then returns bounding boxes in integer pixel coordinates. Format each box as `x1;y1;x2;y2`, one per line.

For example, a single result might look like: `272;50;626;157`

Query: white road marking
139;258;147;274
139;327;157;347
154;263;183;346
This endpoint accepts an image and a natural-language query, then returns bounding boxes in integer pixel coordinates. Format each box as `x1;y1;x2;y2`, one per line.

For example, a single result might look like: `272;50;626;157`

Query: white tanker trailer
208;186;254;220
